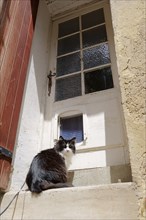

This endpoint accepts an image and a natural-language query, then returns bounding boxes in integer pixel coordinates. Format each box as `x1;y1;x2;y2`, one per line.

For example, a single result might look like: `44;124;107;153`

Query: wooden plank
0;0;39;191
0;0;17;67
0;0;28;190
4;4;30;148
0;0;25;122
0;0;28;148
7;1;33;151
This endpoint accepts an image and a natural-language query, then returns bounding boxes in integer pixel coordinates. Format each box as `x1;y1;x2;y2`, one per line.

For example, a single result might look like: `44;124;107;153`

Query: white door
44;2;129;171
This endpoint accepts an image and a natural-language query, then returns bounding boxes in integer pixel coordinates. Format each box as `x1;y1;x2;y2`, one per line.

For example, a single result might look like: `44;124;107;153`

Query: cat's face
55;136;76;156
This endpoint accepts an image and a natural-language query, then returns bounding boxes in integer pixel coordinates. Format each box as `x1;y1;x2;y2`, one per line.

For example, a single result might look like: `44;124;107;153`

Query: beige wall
110;0;145;218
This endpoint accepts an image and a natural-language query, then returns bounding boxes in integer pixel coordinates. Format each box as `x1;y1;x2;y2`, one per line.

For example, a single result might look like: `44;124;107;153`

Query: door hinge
0;146;13;161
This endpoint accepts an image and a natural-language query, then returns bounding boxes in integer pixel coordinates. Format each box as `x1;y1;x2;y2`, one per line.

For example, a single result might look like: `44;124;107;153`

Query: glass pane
83;43;110;69
58;17;79;38
82;25;107;48
57;52;81;77
82;8;105;30
84;67;114;94
60;115;83;143
57;34;80;56
55;74;81;101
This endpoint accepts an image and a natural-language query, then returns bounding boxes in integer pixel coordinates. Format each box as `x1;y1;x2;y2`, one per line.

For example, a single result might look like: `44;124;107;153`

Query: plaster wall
10;0;51;190
110;0;146;218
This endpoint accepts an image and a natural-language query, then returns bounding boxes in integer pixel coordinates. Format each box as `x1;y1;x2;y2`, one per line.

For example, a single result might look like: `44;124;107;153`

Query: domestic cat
25;136;76;193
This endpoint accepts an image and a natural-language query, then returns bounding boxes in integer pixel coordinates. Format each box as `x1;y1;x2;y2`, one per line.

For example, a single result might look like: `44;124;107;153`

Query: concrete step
1;183;138;220
68;164;132;186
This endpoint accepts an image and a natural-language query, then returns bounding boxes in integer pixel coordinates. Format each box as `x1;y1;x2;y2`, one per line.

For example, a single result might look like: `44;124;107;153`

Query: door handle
0;146;12;162
47;71;56;96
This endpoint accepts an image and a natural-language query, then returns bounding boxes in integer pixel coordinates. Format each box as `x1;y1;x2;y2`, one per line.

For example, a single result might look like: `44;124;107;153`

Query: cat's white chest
60;147;74;169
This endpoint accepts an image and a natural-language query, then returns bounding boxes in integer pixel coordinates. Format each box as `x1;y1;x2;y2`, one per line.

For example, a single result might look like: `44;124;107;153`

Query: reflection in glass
55;74;81;101
58;17;79;38
84;67;114;94
58;34;80;56
82;8;105;30
83;43;110;69
57;52;81;77
82;25;107;48
60;115;83;143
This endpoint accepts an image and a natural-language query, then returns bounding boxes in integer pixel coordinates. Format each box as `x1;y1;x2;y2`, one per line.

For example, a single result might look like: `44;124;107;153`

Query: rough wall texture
110;0;145;219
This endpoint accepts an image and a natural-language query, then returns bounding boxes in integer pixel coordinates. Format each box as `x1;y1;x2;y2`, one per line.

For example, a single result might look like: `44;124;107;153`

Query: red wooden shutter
0;0;39;191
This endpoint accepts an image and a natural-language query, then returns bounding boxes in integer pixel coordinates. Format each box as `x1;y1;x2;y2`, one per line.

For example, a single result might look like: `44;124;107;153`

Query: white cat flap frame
54;108;88;148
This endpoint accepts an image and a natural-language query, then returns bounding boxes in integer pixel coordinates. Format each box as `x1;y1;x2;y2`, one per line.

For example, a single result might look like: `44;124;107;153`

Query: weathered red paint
0;0;39;191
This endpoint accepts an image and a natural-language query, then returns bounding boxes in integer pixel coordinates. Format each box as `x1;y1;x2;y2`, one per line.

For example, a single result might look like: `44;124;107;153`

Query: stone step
68;164;132;186
1;182;138;220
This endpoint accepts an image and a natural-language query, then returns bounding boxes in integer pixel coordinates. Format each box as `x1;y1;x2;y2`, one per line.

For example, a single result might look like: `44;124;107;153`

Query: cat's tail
29;181;73;193
40;181;73;190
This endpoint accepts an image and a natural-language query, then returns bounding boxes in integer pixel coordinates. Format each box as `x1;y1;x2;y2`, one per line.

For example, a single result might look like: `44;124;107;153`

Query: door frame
43;0;127;155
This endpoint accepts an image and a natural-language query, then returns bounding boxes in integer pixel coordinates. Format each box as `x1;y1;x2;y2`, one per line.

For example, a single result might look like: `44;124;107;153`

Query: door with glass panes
46;3;127;170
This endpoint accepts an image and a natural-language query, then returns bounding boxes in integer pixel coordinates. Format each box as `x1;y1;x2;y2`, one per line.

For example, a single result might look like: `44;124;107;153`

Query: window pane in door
57;33;80;56
55;74;81;101
60;115;83;143
57;52;81;77
84;66;114;93
58;17;79;38
81;8;105;30
83;43;110;69
82;25;107;48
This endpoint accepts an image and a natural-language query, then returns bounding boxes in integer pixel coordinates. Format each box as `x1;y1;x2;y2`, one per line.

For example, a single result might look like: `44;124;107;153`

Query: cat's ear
59;136;64;140
71;137;76;142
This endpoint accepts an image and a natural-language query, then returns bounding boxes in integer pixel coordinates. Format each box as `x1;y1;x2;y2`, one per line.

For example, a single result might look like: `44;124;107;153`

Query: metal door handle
47;71;56;96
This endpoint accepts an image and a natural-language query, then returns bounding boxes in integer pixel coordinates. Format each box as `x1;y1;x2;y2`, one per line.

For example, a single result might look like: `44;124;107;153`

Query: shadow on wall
19;1;51;117
29;1;50;114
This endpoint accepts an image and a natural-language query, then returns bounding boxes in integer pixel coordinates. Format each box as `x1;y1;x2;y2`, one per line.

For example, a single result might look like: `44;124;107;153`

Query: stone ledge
1;182;138;220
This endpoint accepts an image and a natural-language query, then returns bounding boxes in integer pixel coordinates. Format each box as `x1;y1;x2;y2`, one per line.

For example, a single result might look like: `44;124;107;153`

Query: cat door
60;115;83;143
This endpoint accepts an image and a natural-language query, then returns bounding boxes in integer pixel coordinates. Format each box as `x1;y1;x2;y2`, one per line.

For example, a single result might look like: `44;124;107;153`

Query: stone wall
110;0;145;218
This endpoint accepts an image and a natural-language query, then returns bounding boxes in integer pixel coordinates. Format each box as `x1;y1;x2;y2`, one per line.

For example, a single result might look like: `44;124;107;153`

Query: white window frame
50;0;120;101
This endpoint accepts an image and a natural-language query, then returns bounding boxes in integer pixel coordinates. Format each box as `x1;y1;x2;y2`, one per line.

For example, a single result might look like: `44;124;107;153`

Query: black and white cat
26;136;76;193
